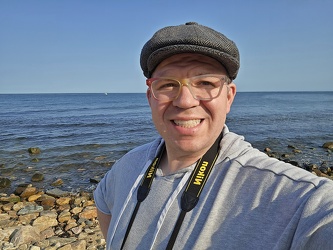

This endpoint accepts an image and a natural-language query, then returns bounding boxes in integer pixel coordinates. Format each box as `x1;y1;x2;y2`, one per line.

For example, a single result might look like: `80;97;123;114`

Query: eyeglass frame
146;74;231;101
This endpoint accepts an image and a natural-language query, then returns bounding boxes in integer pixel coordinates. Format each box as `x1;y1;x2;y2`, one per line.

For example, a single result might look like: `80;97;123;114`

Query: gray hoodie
94;126;333;250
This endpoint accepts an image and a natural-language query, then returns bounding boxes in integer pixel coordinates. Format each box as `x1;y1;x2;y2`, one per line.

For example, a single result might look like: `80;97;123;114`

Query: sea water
0;92;332;193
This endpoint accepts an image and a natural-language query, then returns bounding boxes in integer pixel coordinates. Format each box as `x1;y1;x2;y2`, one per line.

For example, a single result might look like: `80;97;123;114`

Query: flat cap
140;22;240;79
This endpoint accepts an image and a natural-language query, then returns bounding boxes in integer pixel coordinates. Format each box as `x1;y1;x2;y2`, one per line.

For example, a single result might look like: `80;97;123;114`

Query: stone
79;206;97;220
28;192;43;202
46;188;69;198
15;183;32;195
18;213;39;224
56;197;71;206
0;213;11;227
33;215;58;231
30;246;41;250
2;202;14;211
0;177;11;188
12;201;26;211
40;210;58;219
71;206;83;215
71;226;83;235
40;227;55;239
323;142;333;149
31;172;44;182
58;211;72;223
89;177;100;184
40;194;56;208
287;144;297;149
70;240;86;249
20;186;38;198
0;226;20;242
83;200;95;207
51;178;64;186
0;194;20;203
17;204;43;215
10;225;41;247
65;221;78;231
264;147;272;152
28;147;41;154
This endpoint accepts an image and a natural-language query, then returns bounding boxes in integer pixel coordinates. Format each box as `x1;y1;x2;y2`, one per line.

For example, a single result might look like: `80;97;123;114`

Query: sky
1;0;332;94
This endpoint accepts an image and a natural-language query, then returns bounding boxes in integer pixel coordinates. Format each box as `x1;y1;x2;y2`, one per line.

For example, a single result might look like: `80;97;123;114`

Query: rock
287;144;297;149
0;226;19;242
323;142;333;149
46;188;69;198
31;173;44;182
58;211;72;223
56;197;71;206
31;158;40;162
51;178;64;186
28;192;43;202
0;184;106;249
0;177;11;188
264;147;272;152
89;177;100;184
0;213;11;227
28;147;41;154
17;204;43;215
33;215;58;231
20;186;38;198
70;240;86;249
15;183;32;195
2;202;14;211
18;213;38;224
40;194;56;208
71;206;83;215
79;206;97;220
10;225;41;247
0;194;20;204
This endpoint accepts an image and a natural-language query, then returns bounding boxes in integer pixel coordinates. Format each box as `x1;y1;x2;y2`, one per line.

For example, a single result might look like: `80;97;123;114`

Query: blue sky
1;0;332;93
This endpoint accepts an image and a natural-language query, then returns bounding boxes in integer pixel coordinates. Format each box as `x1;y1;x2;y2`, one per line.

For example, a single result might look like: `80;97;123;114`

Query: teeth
173;119;201;128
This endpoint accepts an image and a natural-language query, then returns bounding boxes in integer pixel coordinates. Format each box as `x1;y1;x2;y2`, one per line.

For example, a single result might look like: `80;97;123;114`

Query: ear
226;82;236;113
146;88;152;107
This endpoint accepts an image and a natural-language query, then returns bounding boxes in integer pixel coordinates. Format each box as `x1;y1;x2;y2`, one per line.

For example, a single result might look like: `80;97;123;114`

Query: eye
154;79;179;91
198;81;215;86
193;79;220;88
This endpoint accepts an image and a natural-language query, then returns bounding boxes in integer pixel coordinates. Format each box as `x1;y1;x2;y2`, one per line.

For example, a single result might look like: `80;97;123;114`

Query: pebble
0;185;106;249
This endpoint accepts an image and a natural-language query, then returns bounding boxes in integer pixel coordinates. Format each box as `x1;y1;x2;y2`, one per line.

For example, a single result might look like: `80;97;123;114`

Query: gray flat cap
140;22;240;79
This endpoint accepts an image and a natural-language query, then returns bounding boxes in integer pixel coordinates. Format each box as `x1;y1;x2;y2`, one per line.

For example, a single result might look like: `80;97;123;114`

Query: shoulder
220;130;333;189
113;137;163;172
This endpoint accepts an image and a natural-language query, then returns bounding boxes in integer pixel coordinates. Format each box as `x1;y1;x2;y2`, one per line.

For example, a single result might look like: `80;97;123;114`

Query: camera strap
121;132;222;250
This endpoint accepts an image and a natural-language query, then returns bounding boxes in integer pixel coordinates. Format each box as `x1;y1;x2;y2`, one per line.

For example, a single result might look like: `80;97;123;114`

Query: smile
173;119;202;128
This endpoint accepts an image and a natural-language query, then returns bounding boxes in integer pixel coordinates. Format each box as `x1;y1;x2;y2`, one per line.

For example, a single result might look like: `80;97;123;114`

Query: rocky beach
1;141;333;249
0;185;106;249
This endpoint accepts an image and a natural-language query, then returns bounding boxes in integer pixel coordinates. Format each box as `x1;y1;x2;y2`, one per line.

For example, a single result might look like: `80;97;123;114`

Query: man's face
147;53;236;158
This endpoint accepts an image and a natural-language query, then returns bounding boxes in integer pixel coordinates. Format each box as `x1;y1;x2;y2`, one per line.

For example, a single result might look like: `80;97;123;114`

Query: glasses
146;74;229;102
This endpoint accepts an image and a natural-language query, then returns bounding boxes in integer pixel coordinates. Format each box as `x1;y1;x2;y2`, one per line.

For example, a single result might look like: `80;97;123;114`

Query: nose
172;83;200;108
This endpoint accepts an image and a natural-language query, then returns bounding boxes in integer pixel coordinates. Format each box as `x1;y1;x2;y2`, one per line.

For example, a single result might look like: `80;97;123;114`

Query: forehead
153;53;227;77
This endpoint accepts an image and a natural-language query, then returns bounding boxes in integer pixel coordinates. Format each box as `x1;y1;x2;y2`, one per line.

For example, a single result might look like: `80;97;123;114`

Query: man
94;22;333;249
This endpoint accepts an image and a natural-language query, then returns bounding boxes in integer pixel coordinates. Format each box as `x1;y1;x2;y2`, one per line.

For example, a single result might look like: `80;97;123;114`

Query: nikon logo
147;158;158;178
193;161;208;185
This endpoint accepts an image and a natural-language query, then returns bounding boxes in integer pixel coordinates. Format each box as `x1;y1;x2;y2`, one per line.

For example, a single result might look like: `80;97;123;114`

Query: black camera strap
121;132;222;250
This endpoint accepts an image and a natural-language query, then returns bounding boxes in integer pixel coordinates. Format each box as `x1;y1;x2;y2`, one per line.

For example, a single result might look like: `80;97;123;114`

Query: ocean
1;92;332;194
